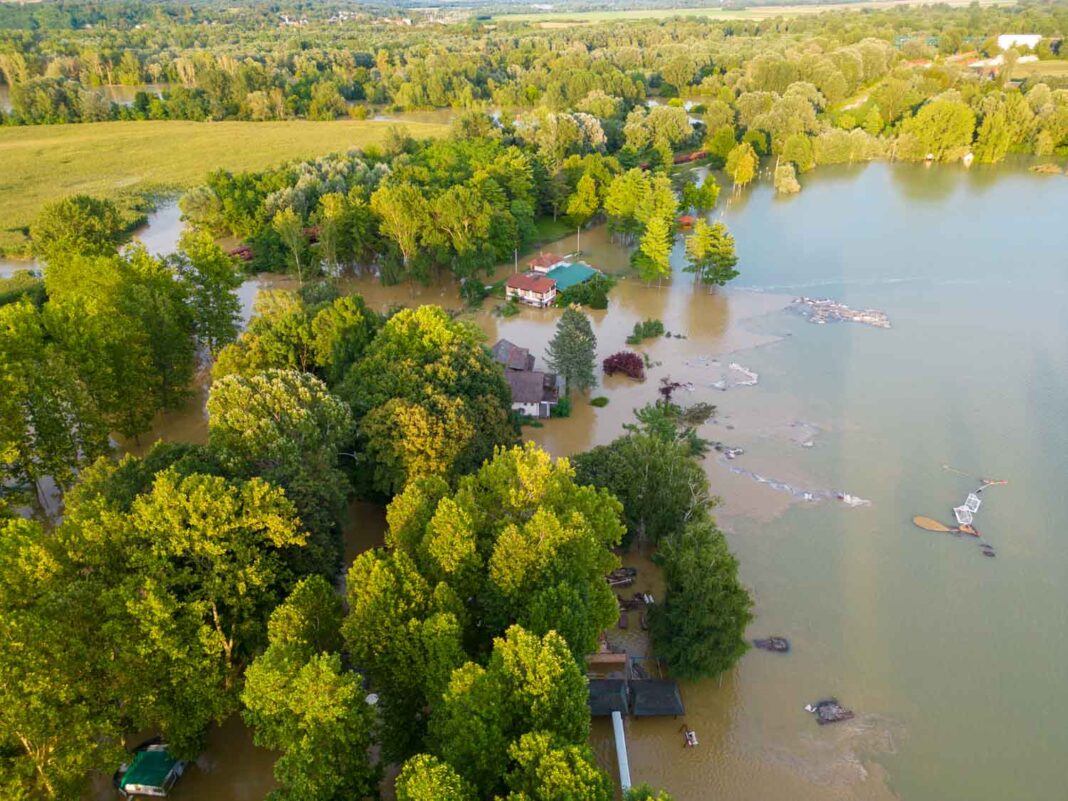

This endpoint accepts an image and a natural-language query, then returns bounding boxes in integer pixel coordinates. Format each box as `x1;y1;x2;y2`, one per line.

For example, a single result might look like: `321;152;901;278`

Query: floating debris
792;297;891;329
711;442;744;460
722;460;871;507
681;725;699;747
728;362;759;386
607;566;638;587
753;637;790;653
805;698;855;725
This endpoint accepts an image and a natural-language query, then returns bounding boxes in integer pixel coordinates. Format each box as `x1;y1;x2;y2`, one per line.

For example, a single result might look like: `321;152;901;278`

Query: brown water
93;161;1068;801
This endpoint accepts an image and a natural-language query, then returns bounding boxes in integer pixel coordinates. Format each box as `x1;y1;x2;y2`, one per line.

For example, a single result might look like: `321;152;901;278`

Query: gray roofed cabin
492;338;560;418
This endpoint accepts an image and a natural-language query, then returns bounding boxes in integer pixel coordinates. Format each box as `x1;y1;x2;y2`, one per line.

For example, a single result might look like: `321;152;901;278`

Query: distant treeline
1;2;1067;126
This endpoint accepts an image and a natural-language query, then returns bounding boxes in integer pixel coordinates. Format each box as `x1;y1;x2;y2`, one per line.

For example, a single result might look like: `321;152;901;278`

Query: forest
2;2;1067;800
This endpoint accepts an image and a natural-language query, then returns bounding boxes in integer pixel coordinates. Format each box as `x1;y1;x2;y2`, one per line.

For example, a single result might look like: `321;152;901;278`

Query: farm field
0;118;449;256
1012;60;1068;77
495;0;1013;23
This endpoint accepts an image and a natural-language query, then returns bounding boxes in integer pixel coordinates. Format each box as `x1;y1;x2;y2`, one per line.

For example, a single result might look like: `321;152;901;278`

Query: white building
997;34;1042;51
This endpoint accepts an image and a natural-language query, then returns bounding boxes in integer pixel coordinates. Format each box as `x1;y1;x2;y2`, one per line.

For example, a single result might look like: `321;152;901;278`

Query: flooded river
87;161;1067;801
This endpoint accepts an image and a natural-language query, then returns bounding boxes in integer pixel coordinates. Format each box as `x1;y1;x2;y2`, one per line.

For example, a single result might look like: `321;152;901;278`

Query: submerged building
492;338;561;418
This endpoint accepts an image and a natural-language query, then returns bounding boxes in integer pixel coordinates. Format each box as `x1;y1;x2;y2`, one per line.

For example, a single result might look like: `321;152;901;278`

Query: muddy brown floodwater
89;161;1068;801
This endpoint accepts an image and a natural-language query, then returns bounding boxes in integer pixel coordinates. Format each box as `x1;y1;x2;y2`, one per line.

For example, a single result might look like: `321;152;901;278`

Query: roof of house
588;679;629;717
545;262;598;291
630;679;685;717
505;369;558;404
528;252;563;270
491;339;535;371
506;273;556;293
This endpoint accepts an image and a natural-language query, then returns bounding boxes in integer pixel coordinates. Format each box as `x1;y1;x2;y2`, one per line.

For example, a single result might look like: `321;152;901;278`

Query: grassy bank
0;118;450;256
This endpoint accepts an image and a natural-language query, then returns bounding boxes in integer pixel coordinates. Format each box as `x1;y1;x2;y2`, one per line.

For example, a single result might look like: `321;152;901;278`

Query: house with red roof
506;272;557;307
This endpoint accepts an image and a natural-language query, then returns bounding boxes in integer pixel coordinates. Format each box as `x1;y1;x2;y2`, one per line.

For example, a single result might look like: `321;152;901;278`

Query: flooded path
97;161;1068;801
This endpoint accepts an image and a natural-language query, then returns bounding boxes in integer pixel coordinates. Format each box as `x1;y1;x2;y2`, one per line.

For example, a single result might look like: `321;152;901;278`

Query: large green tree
684;219;739;287
573;433;712;549
339;305;515;495
545;307;597;394
173;230;243;355
242;576;379;801
207;369;354;578
649;519;753;681
342;445;623;762
30;195;125;262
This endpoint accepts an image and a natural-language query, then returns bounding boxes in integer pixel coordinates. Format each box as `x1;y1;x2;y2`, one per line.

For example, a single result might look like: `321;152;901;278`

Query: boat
912;515;980;537
115;742;186;798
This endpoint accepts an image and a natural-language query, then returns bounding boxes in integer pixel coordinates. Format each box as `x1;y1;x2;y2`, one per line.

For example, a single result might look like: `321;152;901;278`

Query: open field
1012;60;1068;78
495;0;1013;23
0;118;449;256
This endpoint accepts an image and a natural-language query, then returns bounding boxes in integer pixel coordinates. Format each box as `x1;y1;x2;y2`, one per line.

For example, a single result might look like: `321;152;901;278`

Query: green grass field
0;118;449;256
495;0;1012;23
1012;60;1068;78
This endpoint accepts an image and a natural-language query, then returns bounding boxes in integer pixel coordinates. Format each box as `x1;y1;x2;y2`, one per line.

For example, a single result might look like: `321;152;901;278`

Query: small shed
630;680;685;717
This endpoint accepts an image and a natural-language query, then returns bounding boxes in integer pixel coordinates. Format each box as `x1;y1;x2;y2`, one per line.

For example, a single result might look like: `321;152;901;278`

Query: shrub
550;395;572;418
625;319;665;345
590;396;609;407
603;351;645;380
495;299;520;317
460;277;488;307
556;273;615;310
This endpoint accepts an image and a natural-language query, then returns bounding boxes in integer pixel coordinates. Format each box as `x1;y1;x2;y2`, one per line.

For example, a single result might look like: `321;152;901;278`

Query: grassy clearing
0;118;449;256
1012;60;1068;78
495;0;1012;23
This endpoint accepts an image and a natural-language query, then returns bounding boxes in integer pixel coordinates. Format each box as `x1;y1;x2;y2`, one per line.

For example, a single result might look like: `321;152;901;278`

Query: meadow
494;0;1013;24
1012;60;1068;78
0;118;449;256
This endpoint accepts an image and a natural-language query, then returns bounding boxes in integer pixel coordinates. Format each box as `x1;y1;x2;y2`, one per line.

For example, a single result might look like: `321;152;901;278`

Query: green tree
0;301;108;499
898;99;976;162
370;182;430;273
573;433;712;549
566;173;600;233
0;517;125;800
208;369;354;578
681;173;720;215
504;731;612;801
625;784;675;801
545;306;597;394
343;446;623;762
30;195;125;262
274;208;308;286
649;519;753;681
634;214;673;285
705;124;737;167
429;626;594;797
242;576;379;801
174;229;243;355
396;754;475;801
774;162;801;194
781;133;815;173
339;305;514;495
725;142;758;189
684;219;739;286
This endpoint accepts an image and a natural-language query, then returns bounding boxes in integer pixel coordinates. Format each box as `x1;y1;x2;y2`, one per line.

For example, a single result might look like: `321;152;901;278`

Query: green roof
120;748;179;791
546;261;598;291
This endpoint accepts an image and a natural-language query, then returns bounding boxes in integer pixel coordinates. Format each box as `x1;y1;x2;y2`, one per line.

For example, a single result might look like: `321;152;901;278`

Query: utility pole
514;248;518;273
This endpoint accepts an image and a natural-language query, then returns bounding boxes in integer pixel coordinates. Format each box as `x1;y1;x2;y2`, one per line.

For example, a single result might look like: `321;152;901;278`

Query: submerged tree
684;219;739;287
725;142;758;189
31;194;125;262
649;519;753;681
545;306;597;394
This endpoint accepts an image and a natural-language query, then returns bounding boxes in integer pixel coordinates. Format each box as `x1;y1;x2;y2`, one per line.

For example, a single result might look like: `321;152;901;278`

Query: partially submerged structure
492;338;561;418
505;258;600;307
116;744;186;798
